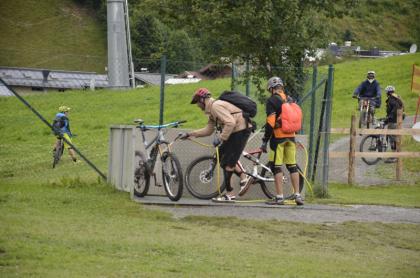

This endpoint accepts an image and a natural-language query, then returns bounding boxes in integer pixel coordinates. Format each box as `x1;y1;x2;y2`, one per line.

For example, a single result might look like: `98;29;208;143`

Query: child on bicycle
52;106;78;163
180;88;252;201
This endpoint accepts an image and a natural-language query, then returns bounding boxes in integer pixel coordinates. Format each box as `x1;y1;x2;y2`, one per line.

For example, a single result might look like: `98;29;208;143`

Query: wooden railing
329;110;420;184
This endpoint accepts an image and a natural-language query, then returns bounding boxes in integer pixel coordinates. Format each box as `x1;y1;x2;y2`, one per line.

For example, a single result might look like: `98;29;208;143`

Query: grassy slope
0;182;419;277
327;0;419;50
0;0;107;72
0;54;419;186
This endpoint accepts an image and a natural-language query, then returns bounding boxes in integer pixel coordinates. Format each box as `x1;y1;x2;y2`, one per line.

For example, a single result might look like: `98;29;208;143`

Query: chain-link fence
129;56;334;198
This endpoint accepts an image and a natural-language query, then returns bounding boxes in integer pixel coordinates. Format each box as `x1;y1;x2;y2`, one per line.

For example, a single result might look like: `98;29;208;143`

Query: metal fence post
159;55;166;125
321;65;334;196
245;61;250;97
231;62;237;91
307;64;317;179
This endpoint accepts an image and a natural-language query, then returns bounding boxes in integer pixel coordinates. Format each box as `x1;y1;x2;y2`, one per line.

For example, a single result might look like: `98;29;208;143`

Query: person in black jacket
384;85;404;163
353;70;382;109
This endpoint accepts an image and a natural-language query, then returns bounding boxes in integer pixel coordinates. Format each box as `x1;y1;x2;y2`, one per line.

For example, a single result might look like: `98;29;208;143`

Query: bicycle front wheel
133;151;150;197
161;152;183;201
185;155;225;199
360;135;381;165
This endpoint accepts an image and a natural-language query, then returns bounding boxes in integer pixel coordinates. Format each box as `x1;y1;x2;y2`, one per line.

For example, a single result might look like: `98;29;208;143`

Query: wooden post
348;113;356;184
396;109;403;180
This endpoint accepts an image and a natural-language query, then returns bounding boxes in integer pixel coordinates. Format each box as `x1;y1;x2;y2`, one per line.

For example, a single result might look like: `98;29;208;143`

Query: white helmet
267;76;284;91
367;71;375;79
385;85;395;94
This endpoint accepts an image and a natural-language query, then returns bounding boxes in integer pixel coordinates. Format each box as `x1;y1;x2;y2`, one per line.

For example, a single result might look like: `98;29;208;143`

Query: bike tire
133;151;150;197
52;140;64;168
185;155;225;199
360;135;381;165
259;164;303;199
161;152;183;201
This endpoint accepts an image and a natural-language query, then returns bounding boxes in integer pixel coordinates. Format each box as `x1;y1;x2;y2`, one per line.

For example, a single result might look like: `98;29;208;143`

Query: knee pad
272;165;283;175
286;164;298;174
223;169;234;192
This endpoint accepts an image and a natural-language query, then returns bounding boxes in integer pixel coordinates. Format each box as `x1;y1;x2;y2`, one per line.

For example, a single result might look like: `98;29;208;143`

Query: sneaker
73;159;82;164
265;197;284;205
238;177;253;196
212;194;236;203
384;158;397;163
294;194;304;206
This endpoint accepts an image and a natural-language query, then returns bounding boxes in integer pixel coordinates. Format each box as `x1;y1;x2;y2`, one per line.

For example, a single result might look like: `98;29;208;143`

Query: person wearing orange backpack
260;76;304;205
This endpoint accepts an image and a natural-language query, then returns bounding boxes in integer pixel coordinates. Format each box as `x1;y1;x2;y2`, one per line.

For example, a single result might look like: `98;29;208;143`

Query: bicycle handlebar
135;120;187;129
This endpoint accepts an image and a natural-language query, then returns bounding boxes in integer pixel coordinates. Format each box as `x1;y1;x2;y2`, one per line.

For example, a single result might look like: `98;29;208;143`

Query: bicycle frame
238;150;274;183
136;120;184;173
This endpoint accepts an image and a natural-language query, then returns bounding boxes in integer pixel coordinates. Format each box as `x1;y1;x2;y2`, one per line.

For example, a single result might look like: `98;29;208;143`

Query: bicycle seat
134;119;144;124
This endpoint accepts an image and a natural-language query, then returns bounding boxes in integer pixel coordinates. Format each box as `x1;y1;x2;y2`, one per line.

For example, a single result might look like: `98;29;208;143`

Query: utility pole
107;0;130;89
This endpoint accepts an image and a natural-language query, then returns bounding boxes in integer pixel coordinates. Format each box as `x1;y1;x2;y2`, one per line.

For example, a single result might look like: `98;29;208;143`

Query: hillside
326;0;419;51
0;0;418;73
0;0;107;73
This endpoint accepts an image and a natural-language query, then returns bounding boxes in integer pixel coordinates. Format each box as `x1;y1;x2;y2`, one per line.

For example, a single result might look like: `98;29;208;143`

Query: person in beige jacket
180;88;251;201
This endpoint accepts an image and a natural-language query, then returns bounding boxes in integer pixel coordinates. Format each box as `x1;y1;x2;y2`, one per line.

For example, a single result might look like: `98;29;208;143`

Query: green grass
1;181;419;277
317;183;420;208
327;0;419;50
0;0;106;72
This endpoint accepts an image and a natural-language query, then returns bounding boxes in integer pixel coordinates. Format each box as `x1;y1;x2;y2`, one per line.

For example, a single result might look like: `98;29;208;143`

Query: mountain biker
260;77;304;206
384;85;405;163
52;106;78;163
353;70;382;110
180;88;252;201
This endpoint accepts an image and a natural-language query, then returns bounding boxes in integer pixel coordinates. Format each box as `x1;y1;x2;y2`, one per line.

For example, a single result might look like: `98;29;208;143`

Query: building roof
134;73;176;86
0;67;108;90
0;81;14;97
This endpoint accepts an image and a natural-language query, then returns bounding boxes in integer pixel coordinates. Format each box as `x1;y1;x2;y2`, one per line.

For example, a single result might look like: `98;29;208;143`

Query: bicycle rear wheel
185;155;225;199
52;140;64;168
133;151;150;197
360;135;381;165
161;152;183;201
259;164;303;199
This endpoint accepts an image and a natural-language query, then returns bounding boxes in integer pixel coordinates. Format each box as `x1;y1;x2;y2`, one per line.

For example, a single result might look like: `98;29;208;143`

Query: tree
146;0;355;99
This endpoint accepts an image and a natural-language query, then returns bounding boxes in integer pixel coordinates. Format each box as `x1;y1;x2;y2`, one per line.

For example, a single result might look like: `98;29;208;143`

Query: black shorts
219;128;251;168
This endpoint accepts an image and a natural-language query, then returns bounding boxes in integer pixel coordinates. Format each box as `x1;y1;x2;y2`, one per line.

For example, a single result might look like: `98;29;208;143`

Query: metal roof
0;67;108;89
0;82;14;97
134;73;175;86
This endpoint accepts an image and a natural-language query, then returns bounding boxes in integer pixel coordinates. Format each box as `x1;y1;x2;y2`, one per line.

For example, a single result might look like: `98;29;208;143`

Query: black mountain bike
360;118;390;165
133;119;186;201
52;137;64;168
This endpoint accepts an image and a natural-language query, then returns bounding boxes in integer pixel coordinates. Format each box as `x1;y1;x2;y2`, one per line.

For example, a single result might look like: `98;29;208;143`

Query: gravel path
134;196;420;224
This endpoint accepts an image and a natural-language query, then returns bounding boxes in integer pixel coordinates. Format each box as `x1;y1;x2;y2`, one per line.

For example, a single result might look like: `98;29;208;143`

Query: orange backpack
276;94;303;133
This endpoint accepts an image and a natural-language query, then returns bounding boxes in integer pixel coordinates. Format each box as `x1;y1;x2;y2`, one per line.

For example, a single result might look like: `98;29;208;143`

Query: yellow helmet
58;106;71;112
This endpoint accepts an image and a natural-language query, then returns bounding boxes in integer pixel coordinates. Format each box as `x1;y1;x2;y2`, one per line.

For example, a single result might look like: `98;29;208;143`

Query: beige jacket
190;98;250;141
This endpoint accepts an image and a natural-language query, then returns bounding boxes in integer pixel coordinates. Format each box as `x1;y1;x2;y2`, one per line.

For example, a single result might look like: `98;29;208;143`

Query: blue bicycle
133;119;186;201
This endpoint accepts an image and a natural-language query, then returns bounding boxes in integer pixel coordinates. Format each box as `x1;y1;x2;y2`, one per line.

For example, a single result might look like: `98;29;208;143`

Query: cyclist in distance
384;85;405;163
353;70;382;109
52;106;78;163
180;88;252;201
